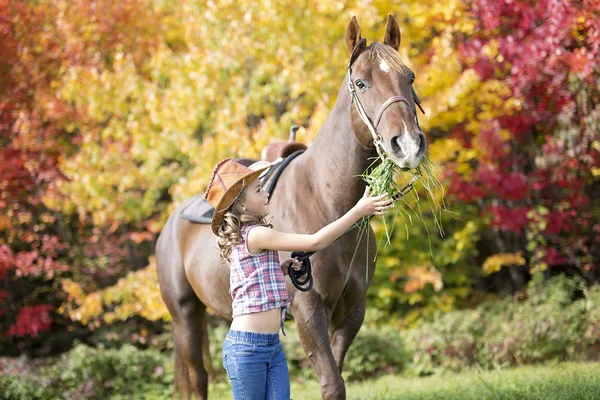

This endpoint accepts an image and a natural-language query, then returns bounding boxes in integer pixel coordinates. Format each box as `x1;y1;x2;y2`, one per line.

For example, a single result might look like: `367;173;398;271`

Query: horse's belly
183;229;233;319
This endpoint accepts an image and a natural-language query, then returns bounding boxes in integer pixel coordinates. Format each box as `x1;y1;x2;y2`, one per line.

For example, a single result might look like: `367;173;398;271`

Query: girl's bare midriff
230;308;281;334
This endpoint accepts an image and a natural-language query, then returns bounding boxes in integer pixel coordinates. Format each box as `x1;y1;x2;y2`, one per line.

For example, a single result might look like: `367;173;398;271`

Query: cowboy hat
205;159;270;234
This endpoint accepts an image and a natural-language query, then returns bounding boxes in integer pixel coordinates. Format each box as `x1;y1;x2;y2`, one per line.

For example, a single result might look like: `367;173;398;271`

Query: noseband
347;38;425;160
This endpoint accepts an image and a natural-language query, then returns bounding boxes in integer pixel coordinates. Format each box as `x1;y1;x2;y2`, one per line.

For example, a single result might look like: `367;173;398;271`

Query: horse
155;14;426;399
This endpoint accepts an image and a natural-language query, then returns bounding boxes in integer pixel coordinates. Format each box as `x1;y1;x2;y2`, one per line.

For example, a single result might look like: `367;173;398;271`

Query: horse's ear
383;14;401;51
346;16;363;54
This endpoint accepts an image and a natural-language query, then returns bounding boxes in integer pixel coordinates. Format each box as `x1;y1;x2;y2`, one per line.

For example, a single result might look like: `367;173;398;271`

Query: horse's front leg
293;292;346;400
329;298;366;372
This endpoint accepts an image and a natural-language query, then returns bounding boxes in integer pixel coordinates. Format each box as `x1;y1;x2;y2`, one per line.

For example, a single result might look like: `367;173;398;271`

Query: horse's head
346;15;426;169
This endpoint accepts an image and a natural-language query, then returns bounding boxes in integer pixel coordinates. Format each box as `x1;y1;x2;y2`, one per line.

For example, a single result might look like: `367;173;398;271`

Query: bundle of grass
358;153;451;259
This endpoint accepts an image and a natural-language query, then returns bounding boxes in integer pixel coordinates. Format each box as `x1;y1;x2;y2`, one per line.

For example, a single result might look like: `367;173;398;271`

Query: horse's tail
201;311;213;378
173;339;191;398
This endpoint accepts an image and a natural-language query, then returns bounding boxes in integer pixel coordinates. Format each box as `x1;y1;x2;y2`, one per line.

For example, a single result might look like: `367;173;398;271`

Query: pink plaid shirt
229;225;292;325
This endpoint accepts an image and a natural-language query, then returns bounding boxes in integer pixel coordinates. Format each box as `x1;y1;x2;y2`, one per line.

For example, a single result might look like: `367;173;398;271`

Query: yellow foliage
41;0;512;327
45;0;500;229
452;221;477;256
404;265;444;293
61;258;170;326
61;279;86;305
482;252;526;275
428;138;462;166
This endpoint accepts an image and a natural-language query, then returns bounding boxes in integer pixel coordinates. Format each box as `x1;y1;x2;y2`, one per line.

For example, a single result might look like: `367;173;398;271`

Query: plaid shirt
229;225;292;323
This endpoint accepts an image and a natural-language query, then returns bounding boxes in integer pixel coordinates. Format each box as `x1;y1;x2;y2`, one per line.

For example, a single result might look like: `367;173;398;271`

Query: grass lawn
209;361;600;400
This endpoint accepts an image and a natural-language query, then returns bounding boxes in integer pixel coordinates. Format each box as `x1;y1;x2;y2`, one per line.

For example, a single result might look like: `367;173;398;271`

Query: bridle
346;38;425;161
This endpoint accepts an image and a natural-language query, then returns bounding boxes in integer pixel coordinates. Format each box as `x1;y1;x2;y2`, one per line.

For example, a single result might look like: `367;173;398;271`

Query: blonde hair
216;187;272;261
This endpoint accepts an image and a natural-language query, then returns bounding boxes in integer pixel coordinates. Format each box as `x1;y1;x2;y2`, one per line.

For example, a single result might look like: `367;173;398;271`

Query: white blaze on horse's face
396;120;420;165
357;53;426;169
379;60;390;73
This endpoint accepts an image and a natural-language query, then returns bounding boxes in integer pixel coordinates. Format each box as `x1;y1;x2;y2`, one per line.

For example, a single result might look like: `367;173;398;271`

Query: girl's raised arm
247;186;392;254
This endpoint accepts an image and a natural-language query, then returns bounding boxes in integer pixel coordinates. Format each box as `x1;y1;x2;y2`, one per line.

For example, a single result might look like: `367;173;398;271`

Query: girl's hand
280;258;303;276
354;186;394;217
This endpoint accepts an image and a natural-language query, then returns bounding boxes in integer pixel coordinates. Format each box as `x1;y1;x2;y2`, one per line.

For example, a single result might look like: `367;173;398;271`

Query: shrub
281;318;409;382
0;375;55;400
59;343;170;398
404;275;598;375
0;343;172;399
342;325;409;381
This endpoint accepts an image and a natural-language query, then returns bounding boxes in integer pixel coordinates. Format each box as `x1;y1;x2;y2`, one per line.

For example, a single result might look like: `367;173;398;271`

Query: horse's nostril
391;135;404;157
417;132;426;156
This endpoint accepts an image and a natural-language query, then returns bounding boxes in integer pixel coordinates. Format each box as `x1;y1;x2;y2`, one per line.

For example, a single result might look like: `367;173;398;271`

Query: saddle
260;126;307;163
180;126;307;224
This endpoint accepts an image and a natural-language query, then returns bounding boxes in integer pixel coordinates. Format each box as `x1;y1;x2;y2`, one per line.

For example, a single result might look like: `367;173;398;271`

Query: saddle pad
180;196;214;224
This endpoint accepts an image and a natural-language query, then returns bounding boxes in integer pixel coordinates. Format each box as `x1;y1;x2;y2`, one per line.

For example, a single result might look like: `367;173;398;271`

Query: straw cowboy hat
205;159;269;234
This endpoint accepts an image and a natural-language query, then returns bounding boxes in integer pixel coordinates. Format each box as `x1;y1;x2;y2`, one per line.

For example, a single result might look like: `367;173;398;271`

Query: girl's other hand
280;258;303;276
354;186;394;217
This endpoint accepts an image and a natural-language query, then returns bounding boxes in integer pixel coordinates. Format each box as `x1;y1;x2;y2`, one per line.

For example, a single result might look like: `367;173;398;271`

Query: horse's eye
410;75;415;85
355;79;367;90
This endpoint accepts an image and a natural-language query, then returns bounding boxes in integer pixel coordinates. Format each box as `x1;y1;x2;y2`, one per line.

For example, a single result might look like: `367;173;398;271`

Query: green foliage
0;375;54;400
404;276;600;376
342;325;410;382
3;335;600;399
368;202;481;327
278;319;409;383
60;343;171;398
0;343;172;400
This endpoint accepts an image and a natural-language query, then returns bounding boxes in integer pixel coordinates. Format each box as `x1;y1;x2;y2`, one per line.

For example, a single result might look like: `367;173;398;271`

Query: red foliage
0;1;161;351
487;204;531;234
14;251;70;279
444;168;486;203
8;305;54;338
0;245;14;281
543;247;569;267
449;0;600;273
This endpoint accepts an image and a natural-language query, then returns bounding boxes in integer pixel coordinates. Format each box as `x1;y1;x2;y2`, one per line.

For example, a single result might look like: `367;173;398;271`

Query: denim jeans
222;330;290;400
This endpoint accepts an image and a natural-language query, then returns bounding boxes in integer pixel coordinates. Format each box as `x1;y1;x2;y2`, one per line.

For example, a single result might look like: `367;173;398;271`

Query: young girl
205;158;392;400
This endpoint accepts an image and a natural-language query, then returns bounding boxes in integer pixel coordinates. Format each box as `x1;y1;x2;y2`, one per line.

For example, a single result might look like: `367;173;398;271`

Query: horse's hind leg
172;300;210;400
330;299;366;373
156;213;213;399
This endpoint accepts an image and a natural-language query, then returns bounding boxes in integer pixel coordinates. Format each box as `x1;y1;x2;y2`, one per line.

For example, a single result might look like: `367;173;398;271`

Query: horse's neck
304;76;377;218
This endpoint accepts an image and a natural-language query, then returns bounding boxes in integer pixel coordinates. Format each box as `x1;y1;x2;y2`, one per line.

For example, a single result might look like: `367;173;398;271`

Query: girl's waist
231;308;283;334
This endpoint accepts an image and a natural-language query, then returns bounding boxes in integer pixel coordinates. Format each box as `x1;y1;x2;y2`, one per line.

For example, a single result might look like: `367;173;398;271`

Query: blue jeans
222;330;291;400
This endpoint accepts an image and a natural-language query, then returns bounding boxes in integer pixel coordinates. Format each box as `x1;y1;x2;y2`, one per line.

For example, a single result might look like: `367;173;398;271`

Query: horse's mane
367;42;410;76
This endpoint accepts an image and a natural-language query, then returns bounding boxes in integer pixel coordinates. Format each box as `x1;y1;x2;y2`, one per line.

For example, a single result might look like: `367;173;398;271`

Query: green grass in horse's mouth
358;153;452;258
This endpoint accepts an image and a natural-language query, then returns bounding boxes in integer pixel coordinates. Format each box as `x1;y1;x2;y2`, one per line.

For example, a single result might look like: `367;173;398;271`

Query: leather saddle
180;126;306;224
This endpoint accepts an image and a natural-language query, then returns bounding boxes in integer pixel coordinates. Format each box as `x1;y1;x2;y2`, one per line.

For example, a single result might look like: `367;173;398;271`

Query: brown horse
155;15;426;399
